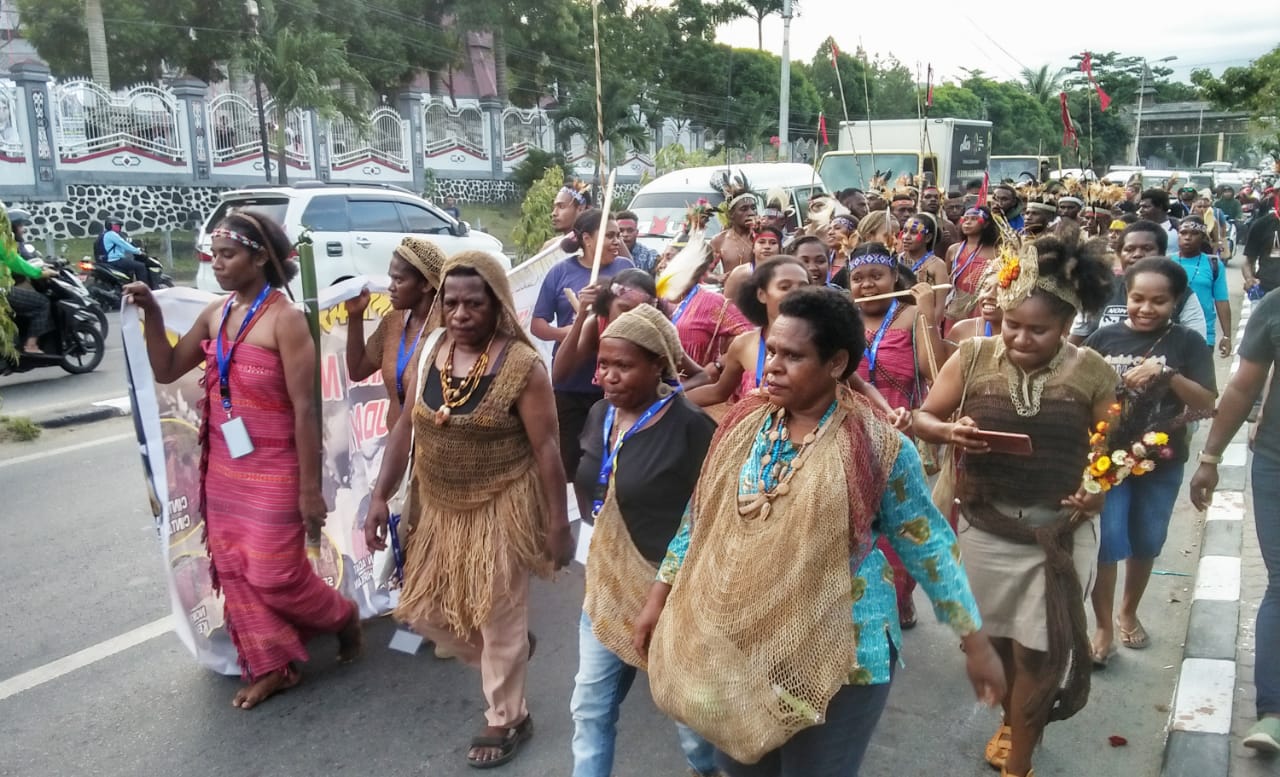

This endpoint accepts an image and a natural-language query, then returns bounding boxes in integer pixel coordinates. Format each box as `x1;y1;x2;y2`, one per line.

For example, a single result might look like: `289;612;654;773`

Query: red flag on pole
977;172;990;206
926;64;934;107
1080;51;1112;111
1059;91;1079;149
818;112;829;146
830;39;840;70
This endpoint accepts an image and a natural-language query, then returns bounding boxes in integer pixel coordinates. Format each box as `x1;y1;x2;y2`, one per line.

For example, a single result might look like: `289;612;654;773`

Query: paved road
0;334;128;420
0;417;1207;777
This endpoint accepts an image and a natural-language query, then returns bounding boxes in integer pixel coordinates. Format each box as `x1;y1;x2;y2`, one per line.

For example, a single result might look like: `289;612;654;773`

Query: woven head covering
993;241;1082;313
430;250;534;350
601;304;683;381
1058;196;1084;207
393;236;445;289
1026;201;1057;214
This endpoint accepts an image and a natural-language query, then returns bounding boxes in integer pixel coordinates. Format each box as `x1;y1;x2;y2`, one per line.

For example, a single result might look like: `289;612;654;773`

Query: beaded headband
847;252;896;269
831;215;857;231
728;192;756;211
1178;220;1207;234
559;186;589;206
762;206;783;217
962;208;987;221
1058;196;1084;206
211;228;263;252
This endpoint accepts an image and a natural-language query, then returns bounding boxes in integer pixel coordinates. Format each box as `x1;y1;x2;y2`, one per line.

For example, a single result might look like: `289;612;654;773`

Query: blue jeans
1253;454;1280;716
1098;459;1185;563
571;612;718;777
713;676;894;777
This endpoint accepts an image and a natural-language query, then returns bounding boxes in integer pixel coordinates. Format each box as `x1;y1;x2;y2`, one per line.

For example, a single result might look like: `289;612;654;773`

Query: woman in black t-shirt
1083;257;1218;666
569;304;719;777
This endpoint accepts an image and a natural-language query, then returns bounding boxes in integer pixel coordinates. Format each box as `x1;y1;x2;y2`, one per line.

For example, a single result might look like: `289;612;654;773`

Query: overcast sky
716;3;1280;85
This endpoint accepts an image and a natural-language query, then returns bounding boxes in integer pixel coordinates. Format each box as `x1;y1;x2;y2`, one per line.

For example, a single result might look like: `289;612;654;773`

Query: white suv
195;182;505;294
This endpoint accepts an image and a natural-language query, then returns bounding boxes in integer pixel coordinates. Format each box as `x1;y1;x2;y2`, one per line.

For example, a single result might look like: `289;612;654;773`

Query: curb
31;396;132;429
1160;296;1252;777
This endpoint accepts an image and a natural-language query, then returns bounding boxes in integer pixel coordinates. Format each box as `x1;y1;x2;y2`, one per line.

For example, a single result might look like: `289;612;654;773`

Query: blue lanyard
592;390;682;517
911;251;934;273
395;312;427;403
755;331;767;387
984;320;993;337
215;285;273;414
864;300;899;387
671;286;700;324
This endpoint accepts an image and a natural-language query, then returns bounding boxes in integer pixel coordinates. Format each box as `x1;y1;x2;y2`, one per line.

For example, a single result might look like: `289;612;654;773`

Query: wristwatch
1198;451;1222;465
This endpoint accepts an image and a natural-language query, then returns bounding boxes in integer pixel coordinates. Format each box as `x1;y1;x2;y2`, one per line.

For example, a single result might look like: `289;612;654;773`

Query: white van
626;163;827;253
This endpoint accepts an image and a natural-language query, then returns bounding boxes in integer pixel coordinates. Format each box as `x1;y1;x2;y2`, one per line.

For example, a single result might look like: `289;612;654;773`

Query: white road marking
1206;490;1245;522
0;616;172;702
0;432;133;470
1171;658;1236;735
92;396;132;413
1193;555;1242;602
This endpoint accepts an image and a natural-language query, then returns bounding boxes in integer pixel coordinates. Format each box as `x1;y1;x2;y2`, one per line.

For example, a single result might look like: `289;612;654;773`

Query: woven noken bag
584;486;661;669
647;389;899;764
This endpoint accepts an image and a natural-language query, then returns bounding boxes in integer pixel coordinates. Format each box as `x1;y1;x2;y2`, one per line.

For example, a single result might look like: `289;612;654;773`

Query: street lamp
245;0;272;182
1132;55;1177;166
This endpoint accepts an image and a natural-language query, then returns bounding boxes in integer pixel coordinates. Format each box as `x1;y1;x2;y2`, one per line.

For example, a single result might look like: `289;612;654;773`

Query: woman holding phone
914;233;1115;777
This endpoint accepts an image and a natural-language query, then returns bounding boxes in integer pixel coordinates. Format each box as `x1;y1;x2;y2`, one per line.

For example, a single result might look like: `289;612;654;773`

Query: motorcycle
19;243;110;339
81;249;174;311
0;266;107;376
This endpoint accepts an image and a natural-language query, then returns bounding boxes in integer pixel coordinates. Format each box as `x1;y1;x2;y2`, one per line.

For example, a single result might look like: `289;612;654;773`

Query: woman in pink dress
848;242;946;628
125;211;361;710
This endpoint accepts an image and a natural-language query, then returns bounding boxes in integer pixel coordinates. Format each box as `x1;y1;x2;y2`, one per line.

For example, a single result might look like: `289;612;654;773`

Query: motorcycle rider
4;208;56;353
99;217;156;286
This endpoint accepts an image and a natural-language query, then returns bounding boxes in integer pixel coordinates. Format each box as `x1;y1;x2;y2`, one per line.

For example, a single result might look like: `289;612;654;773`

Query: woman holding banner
366;250;574;769
125;211;362;710
344;236;445;430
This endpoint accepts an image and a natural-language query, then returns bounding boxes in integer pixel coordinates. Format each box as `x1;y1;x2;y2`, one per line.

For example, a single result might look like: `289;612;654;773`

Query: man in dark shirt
1244;190;1280;295
1190;286;1280;752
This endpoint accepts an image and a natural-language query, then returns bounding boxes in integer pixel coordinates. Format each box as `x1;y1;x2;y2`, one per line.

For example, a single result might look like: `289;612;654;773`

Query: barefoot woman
126;211;362;710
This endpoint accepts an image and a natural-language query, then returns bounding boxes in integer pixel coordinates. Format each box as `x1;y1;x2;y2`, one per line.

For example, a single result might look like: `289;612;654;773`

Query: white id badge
221;416;255;459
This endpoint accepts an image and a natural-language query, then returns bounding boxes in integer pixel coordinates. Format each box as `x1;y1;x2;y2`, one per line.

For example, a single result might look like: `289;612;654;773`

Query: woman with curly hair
915;232;1117;777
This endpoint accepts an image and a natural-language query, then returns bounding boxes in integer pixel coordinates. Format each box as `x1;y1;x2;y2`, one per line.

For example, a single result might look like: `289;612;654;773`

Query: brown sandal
984;724;1012;770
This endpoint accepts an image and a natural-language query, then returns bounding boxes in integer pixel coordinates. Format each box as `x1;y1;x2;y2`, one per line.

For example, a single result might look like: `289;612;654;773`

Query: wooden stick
854;283;951;304
588;168;617;286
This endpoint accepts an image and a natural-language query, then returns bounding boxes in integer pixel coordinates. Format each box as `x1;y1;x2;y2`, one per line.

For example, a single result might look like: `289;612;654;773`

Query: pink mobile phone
973;430;1034;456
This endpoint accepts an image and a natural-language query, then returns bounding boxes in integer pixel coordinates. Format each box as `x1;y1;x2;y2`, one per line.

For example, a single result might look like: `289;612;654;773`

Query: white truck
817;118;993;194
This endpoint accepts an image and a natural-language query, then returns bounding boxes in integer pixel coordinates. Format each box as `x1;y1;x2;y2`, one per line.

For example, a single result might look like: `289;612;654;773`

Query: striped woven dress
200;339;354;680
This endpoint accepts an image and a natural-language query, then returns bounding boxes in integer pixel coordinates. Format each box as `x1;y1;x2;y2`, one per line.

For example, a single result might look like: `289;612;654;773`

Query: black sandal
466;715;534;769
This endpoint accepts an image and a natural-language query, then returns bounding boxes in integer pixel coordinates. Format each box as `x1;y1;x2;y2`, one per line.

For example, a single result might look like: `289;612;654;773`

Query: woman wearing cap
125;210;363;709
915;235;1116;777
345;237;444;430
633;287;1004;776
944;205;1000;328
366;251;574;769
570;304;720;777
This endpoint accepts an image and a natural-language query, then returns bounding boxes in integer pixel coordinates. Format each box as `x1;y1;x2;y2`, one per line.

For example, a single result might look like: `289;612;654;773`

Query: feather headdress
762;186;794;218
804;195;850;236
711;170;754;229
656;229;712;302
559;178;593;207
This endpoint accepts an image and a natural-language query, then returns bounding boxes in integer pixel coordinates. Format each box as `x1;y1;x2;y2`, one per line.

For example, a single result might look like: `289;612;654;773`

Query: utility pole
246;0;272;183
777;0;792;162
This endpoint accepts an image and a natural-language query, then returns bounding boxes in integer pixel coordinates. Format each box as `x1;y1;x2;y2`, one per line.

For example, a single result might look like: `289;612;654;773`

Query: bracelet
1198;451;1222;465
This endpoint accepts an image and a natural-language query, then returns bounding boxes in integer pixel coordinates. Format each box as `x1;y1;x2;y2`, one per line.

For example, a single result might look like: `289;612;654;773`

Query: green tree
806;39;870;127
550;77;649;181
85;0;110;86
245;0;370;183
1019;64;1068;104
929;83;983;119
1193;45;1280;163
962;74;1056;154
511;166;562;260
721;0;785;50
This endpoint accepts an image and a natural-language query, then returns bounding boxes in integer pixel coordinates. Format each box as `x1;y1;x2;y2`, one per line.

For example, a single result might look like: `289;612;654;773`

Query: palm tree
1020;64;1067;104
720;0;787;50
245;1;371;183
83;0;111;87
550;84;650;184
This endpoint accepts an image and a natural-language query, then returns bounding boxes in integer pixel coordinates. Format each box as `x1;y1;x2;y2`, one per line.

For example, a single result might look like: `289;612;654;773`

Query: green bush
512;149;570;196
511;166;562;262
